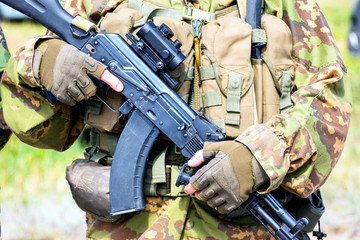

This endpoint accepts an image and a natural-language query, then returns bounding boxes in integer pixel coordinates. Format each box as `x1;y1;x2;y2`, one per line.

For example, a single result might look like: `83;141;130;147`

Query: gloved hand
184;141;268;215
35;38;123;105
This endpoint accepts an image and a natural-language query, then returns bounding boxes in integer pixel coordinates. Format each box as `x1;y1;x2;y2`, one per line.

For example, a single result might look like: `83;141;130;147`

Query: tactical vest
82;0;295;196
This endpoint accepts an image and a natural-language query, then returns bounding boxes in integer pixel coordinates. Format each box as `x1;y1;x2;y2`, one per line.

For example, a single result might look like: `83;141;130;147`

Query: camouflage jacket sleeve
1;36;85;151
238;0;352;198
0;25;12;150
0;0;122;151
62;0;122;23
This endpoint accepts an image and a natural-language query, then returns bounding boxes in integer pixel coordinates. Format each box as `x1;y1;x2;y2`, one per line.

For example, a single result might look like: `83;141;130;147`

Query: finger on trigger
188;150;204;167
100;70;124;92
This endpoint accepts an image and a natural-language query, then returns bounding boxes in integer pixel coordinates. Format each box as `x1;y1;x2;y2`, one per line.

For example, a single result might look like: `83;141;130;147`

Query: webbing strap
252;28;267;43
128;0;143;12
130;0;217;28
84;146;111;162
151;145;168;184
262;54;281;94
185;65;216;81
90;129;120;155
226;73;242;125
280;71;293;113
185;67;194;80
200;65;216;80
190;19;204;112
182;7;216;22
134;6;184;28
154;165;186;197
202;91;222;107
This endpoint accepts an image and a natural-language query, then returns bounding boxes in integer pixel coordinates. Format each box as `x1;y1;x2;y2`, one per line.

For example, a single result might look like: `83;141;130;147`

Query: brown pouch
65;159;119;222
200;16;254;138
100;3;144;38
254;14;294;123
84;89;125;133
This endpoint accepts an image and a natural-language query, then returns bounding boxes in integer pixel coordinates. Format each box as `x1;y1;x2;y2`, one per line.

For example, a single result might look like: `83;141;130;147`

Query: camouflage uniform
0;26;11;150
0;0;352;239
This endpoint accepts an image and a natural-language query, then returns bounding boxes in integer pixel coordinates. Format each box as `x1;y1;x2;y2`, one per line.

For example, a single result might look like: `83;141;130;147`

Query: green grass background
0;0;360;238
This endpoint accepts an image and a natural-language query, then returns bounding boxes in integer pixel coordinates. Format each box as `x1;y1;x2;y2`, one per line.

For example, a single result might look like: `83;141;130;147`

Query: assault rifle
0;0;309;239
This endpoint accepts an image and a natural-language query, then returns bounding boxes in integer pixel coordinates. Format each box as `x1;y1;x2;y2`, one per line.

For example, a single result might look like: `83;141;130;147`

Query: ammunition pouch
143;140;187;197
66;158;120;222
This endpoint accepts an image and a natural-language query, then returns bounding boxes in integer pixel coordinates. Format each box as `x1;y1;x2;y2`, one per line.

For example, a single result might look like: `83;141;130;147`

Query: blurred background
0;0;360;239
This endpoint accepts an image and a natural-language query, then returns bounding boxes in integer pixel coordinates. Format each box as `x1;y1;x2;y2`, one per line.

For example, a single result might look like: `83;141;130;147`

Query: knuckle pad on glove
56;93;72;105
218;203;238;214
68;84;82;97
197;188;215;201
76;74;90;87
207;196;225;208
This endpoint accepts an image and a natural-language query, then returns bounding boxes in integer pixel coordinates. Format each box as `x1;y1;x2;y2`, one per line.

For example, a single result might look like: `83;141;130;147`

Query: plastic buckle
182;7;215;22
162;165;188;197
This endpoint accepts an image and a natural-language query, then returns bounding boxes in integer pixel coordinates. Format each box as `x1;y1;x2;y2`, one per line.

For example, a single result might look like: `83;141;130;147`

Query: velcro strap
201;65;216;80
90;129;119;155
202;91;222;107
226;73;242;125
182;7;216;22
151;145;168;184
72;16;100;33
186;65;216;81
252;28;267;43
185;67;194;80
280;71;293;113
134;6;185;28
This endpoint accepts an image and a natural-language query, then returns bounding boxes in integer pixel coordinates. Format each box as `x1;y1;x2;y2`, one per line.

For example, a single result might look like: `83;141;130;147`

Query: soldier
0;0;352;239
0;25;11;150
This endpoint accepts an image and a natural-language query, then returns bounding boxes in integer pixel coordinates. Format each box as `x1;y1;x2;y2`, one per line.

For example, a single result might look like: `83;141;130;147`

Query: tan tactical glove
189;141;268;215
35;38;106;106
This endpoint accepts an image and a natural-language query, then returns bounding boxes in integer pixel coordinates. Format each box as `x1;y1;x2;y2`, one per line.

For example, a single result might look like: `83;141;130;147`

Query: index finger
100;70;124;92
188;150;204;167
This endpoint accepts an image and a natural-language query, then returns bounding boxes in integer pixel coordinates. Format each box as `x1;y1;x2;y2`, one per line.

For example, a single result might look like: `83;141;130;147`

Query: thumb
100;70;124;92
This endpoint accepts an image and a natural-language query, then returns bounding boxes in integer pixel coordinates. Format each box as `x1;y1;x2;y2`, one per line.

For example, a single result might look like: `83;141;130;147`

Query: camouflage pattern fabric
0;25;11;150
86;197;273;239
240;0;352;198
1;36;85;151
0;0;352;239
